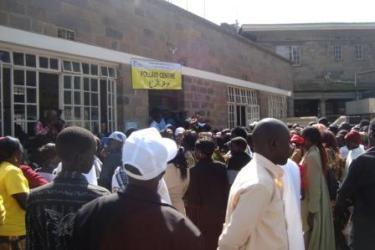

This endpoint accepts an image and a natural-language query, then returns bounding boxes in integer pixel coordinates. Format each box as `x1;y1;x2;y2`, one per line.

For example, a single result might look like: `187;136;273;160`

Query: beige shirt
218;153;288;250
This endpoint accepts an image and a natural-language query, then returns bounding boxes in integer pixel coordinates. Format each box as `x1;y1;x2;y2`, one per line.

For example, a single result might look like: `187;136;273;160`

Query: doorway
39;72;59;117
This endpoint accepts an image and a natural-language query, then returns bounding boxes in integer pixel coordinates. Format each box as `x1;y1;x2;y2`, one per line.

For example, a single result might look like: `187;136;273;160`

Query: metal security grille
227;86;260;128
267;94;287;119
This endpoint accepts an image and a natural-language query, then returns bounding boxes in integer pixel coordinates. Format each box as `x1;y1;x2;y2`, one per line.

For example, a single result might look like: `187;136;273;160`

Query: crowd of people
0;111;374;250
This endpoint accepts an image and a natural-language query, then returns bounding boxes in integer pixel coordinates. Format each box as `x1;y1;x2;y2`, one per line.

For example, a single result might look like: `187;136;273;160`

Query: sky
166;0;375;25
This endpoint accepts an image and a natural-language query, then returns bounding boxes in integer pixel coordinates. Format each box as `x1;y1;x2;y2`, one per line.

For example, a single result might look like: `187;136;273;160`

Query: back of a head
302;126;321;145
182;130;197;151
195;138;216;157
0;136;22;163
252;118;290;165
231;127;248;140
56;126;96;167
322;130;338;151
231;137;248;152
318;117;329;127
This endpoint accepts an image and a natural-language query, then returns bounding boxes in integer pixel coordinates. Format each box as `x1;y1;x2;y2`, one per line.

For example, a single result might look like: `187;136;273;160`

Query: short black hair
38;143;57;163
231;137;248;151
195;138;216;157
56;126;96;163
0;136;23;163
231;127;248;140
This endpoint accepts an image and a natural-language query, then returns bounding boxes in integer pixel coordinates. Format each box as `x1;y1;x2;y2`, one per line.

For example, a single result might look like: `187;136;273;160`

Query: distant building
0;0;292;137
240;23;375;119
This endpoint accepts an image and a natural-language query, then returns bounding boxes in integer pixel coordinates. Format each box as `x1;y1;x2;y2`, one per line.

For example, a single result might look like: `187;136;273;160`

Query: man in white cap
71;128;204;250
98;131;126;190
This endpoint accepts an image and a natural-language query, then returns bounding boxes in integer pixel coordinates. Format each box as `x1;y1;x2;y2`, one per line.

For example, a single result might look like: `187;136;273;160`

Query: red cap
291;134;305;146
345;131;361;145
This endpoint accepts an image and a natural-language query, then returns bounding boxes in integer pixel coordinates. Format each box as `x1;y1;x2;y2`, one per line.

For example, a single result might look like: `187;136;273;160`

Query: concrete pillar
320;99;326;117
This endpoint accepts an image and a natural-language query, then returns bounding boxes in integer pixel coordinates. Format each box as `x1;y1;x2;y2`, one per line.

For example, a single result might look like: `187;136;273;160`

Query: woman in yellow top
0;137;30;250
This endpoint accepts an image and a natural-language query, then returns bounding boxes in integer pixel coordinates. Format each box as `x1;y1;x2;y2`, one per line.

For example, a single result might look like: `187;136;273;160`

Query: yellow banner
131;59;182;90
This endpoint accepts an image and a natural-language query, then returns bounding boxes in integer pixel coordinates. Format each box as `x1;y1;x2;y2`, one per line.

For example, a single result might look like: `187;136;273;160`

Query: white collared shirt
218;153;288;250
281;159;305;250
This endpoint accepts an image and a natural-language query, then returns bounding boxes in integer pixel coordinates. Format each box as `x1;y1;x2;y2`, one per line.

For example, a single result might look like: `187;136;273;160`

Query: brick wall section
0;0;293;127
117;64;149;129
183;76;227;129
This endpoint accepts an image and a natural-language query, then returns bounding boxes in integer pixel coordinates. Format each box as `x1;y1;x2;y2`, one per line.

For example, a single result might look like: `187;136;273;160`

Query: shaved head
252;118;291;165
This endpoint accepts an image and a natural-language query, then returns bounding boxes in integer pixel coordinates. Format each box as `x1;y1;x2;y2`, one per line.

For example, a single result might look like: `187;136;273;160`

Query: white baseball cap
122;128;178;181
174;127;185;136
108;131;126;143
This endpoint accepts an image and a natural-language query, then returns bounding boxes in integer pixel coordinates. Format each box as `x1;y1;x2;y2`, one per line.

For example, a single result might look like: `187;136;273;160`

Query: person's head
46;110;58;123
252;118;291;165
230;137;248;155
339;122;352;132
302;127;329;174
369;118;375;147
174;127;185;145
318;117;329;127
302;126;321;150
231;127;248;140
336;129;348;147
322;130;339;152
56;126;96;173
290;134;305;149
360;119;370;129
108;131;126;152
195;138;216;161
328;124;339;135
0;136;23;167
122;128;177;190
345;130;362;150
182;130;197;151
125;128;137;138
38;143;59;169
162;128;174;139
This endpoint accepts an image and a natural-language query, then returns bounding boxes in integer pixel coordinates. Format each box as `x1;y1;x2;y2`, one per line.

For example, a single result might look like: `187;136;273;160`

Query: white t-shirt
342;145;366;182
281;159;305;250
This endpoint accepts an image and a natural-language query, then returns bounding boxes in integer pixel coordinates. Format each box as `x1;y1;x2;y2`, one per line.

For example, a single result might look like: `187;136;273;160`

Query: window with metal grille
227;86;259;128
354;45;363;60
58;28;75;41
334;45;342;62
267;95;287;119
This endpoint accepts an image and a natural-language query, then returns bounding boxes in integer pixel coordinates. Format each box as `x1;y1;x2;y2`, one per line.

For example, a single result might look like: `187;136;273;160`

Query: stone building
0;0;292;137
240;23;375;120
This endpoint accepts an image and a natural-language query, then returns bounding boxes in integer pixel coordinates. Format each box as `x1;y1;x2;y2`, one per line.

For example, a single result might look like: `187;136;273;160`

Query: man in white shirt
218;118;291;250
341;130;366;182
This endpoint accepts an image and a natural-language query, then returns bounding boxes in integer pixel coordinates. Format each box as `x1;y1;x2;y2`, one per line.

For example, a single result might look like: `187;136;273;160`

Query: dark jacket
71;184;204;250
227;152;251;171
98;152;122;190
184;159;229;250
26;171;109;250
336;147;375;250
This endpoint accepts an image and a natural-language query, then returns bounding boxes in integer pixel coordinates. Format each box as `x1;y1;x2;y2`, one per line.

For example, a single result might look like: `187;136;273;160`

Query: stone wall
0;0;293;127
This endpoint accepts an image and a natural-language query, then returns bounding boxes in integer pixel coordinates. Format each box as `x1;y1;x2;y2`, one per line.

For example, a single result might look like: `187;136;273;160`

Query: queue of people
0;113;374;250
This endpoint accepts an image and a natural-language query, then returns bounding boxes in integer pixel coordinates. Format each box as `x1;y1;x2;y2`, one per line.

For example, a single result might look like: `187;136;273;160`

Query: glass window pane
74;77;81;89
63;61;72;71
64;91;72;104
91;65;98;75
82;63;89;74
84;92;90;106
74;92;81;104
64;107;72;120
101;66;108;76
26;54;36;67
84;107;90;120
72;62;81;72
14;87;25;103
83;78;90;91
64;76;71;89
14;70;24;85
91;79;98;92
27;105;37;120
13;52;24;65
91;108;98;120
0;50;10;63
84;122;90;130
27;88;36;103
50;58;58;69
39;57;49;68
91;93;98;106
26;71;36;86
74;107;81;119
108;68;115;77
14;105;25;119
